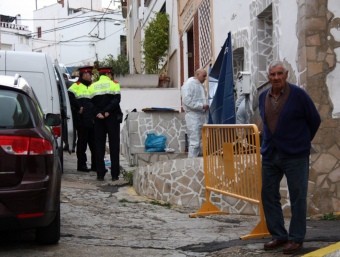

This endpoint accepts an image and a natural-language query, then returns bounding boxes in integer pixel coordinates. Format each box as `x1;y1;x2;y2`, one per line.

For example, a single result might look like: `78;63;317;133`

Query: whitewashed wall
120;88;182;115
212;0;299;112
32;0;124;67
326;0;340;118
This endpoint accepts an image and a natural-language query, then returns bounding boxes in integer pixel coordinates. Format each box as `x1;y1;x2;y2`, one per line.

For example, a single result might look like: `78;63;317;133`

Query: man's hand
203;105;209;110
79;107;84;114
104;112;110;118
96;113;105;119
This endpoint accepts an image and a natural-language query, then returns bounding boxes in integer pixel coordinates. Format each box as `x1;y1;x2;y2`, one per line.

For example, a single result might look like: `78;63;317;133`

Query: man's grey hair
195;68;206;75
267;60;288;74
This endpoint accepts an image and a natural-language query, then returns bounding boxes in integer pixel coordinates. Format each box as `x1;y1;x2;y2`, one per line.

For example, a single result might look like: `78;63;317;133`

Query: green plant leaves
142;12;169;74
99;54;129;77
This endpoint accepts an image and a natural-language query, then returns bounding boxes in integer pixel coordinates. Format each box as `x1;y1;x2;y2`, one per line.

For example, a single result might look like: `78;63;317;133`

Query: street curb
302;242;340;257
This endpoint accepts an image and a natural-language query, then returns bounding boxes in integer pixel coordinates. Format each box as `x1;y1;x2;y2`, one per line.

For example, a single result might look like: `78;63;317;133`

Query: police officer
88;67;122;181
68;66;96;172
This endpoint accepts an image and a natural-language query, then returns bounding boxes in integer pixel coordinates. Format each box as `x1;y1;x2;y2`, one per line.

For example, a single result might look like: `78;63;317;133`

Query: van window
6;72;51;115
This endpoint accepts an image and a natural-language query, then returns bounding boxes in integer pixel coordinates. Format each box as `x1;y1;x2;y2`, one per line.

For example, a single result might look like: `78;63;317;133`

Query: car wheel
57;144;64;173
60;149;64;173
36;208;60;244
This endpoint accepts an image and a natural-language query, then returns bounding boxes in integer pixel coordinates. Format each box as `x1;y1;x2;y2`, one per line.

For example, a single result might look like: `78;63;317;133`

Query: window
37;27;41;38
0;91;33;128
144;0;151;7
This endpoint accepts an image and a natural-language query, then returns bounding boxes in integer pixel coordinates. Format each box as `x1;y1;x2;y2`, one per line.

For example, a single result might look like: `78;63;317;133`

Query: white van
0;50;74;171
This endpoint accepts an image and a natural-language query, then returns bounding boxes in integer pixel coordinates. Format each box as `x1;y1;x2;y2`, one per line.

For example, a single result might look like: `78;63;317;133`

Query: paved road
0;152;339;257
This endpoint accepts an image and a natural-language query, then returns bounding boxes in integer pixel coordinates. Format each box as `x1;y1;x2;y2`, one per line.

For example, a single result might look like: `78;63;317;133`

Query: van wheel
36;208;60;244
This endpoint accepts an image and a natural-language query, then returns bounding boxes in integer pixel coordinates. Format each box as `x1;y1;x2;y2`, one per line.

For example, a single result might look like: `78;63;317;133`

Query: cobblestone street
0;152;338;257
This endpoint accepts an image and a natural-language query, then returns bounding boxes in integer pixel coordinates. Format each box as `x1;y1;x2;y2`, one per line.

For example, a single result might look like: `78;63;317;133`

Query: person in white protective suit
181;69;209;158
235;94;248;124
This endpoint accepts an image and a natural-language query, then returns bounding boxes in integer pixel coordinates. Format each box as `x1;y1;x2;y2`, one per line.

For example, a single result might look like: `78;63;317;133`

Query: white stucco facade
32;0;125;67
0;16;32;51
326;0;340;118
119;0;182;116
212;1;252;67
277;1;298;80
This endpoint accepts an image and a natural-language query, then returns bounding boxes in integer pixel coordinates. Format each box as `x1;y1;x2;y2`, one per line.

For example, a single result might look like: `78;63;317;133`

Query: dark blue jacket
259;84;321;159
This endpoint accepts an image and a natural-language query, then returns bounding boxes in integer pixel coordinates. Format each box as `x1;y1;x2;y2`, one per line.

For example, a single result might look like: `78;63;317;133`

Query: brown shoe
264;239;288;250
283;240;303;254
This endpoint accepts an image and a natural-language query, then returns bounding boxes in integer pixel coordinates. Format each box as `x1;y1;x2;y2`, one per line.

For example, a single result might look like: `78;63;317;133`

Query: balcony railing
0;22;29;31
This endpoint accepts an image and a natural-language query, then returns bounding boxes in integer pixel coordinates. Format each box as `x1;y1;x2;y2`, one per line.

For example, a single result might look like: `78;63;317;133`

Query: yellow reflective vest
68;81;91;99
88;75;120;97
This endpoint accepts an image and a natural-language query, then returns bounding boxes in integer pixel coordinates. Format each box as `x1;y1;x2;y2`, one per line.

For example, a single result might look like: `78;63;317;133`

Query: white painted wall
212;1;298;72
32;0;124;67
278;1;298;82
0;26;31;51
33;4;60;57
327;0;340;118
167;0;180;88
68;0;102;10
120;88;182;115
212;1;251;61
119;0;181;118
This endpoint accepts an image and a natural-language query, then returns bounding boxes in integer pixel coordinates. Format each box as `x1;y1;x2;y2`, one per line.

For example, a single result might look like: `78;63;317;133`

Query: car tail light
0;136;53;155
30;137;54;155
17;212;45;219
52;125;61;138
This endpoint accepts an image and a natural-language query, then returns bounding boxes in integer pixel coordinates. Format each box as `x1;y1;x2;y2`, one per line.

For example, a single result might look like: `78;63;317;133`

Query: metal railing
0;22;28;31
190;124;270;240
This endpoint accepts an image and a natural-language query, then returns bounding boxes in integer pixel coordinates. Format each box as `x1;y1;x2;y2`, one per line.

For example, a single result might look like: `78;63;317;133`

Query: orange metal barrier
189;124;270;240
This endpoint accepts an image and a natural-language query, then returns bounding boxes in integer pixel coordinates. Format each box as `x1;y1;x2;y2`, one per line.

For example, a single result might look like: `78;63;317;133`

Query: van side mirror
45;113;61;127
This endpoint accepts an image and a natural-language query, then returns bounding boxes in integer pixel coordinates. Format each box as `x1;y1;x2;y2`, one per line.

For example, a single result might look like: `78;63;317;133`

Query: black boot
77;165;90;172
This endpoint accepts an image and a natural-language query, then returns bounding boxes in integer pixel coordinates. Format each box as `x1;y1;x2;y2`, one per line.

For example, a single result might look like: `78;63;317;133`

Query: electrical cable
88;0;113;35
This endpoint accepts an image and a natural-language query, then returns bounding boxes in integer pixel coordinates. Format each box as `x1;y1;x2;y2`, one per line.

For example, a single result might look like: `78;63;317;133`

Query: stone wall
121;112;261;216
133;157;261;216
121;111;187;166
297;0;340;215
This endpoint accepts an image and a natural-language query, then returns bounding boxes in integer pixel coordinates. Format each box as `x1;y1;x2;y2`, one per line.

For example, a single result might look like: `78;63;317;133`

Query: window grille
199;0;212;67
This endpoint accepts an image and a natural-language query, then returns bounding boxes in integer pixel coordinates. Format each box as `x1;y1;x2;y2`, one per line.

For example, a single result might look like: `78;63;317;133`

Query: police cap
98;67;113;74
78;66;93;74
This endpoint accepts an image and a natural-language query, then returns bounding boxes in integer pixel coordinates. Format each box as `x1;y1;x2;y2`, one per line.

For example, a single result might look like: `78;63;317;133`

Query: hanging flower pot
158;76;170;88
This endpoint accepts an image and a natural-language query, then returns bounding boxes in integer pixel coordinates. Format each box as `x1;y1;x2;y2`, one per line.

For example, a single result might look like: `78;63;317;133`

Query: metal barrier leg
189;189;228;217
240;219;270;240
240;202;270;240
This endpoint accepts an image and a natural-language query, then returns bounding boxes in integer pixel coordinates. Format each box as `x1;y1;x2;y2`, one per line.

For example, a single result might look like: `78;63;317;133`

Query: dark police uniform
68;66;96;171
88;67;122;181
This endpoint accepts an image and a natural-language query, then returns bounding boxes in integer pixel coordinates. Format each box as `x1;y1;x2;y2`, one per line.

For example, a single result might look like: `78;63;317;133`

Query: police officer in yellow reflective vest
88;67;123;181
68;66;96;172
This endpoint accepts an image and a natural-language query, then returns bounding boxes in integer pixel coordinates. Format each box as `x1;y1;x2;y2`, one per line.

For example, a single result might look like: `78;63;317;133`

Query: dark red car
0;74;62;244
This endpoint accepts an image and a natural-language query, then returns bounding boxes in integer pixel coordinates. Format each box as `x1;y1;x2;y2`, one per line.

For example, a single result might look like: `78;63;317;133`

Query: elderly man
259;60;321;254
181;69;209;158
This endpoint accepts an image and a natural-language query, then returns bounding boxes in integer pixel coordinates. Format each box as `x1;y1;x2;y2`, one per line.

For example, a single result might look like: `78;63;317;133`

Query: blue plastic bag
145;133;166;152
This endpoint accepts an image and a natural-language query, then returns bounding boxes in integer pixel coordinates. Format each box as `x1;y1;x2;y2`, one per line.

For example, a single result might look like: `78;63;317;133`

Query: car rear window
0;90;34;129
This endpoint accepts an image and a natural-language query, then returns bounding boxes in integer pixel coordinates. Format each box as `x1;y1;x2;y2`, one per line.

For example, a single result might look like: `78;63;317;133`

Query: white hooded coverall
235;94;247;124
181;77;208;157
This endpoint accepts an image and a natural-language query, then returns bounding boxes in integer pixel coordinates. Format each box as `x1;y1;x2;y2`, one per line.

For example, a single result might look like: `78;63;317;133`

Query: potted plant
141;12;170;86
